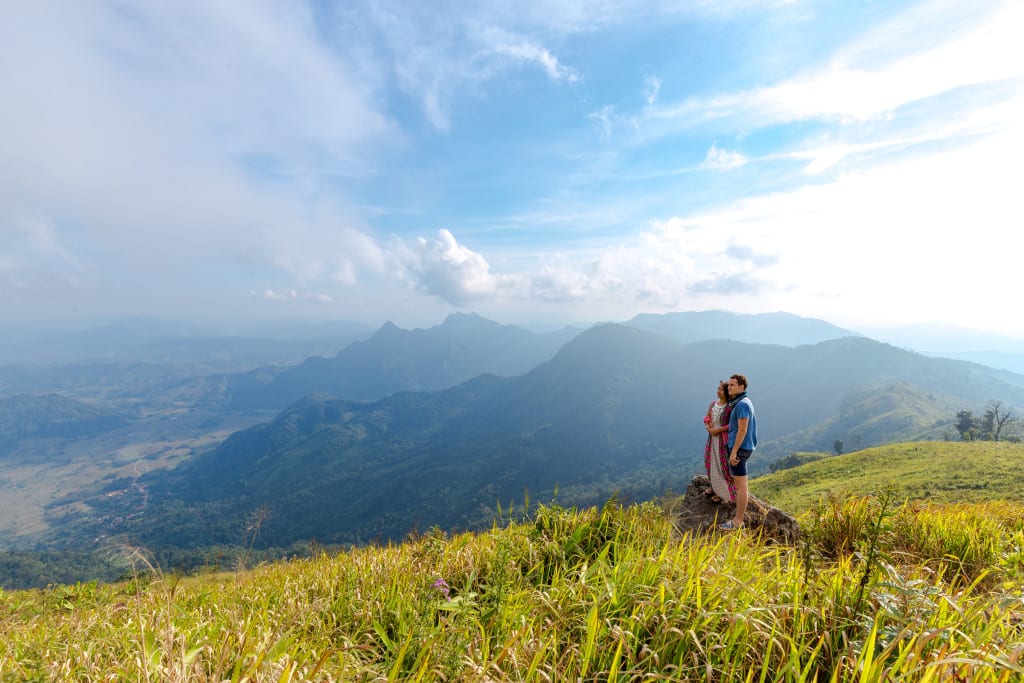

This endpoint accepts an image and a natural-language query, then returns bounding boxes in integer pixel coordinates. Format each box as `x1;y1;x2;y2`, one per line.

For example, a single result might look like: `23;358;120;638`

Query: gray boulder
671;475;801;544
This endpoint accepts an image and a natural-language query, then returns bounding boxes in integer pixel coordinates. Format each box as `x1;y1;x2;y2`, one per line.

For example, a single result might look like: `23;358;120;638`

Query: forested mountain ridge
145;310;862;412
0;394;128;444
178;313;582;410
52;324;1024;552
624;310;858;346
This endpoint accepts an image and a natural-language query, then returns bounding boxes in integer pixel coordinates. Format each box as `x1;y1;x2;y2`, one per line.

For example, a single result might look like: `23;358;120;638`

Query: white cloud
703;142;747;170
256;288;334;303
0;2;394;313
0;215;84;289
648;1;1023;132
394;223;750;310
4;0;1020;336
493;40;580;82
646;120;1023;331
394;229;511;306
396;105;1022;333
644;75;662;105
331;3;583;131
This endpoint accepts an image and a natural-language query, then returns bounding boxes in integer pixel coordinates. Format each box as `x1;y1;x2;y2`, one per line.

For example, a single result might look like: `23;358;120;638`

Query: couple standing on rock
703;374;757;531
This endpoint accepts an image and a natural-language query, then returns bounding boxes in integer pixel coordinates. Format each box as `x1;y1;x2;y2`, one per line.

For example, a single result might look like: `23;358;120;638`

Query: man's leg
732;475;748;526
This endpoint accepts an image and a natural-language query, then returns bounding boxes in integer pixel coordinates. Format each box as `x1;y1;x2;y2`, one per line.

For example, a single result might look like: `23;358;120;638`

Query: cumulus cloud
527;265;593;302
393;220;775;312
393;229;512;306
393;227;702;309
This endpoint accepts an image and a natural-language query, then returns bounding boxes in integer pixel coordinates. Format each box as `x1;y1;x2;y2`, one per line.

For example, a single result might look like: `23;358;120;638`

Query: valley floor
0;409;276;546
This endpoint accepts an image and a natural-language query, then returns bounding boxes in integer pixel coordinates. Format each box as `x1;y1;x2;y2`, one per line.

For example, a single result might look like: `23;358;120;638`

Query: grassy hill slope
753;440;1024;514
2;494;1023;681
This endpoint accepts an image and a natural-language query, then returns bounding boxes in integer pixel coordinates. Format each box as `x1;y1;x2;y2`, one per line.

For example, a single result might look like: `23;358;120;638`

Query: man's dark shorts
729;448;753;477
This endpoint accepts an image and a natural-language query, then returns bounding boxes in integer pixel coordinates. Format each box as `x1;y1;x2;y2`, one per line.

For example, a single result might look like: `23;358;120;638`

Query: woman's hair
720;380;730;401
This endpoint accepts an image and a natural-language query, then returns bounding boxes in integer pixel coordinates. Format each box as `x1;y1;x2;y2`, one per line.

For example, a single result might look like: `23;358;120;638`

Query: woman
703;380;735;504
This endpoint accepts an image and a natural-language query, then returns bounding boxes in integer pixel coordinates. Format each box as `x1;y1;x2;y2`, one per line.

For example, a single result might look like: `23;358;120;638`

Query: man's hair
730;373;748;390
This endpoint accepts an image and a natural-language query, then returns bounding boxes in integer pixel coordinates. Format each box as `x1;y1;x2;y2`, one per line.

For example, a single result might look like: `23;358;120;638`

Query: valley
0;405;275;544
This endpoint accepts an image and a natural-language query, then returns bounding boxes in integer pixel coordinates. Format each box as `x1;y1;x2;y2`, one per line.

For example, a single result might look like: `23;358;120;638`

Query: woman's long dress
704;401;736;502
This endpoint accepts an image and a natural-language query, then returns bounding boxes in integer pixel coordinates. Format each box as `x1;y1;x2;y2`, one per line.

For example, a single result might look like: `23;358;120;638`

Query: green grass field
2;441;1023;681
753;440;1024;513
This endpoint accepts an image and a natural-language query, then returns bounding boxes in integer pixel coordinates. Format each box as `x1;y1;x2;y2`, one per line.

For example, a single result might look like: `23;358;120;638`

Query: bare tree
984;400;1018;442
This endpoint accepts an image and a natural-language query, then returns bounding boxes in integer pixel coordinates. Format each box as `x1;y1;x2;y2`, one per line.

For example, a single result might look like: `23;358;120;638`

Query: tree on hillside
955;403;1019;441
955;410;977;440
983;400;1018;442
833;440;844;455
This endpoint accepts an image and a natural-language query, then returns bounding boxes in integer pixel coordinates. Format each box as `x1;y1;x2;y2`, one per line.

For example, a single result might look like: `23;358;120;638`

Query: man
721;373;756;531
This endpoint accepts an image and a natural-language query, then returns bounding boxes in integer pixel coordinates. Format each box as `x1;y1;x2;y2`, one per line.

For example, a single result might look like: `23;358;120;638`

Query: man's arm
731;418;748;463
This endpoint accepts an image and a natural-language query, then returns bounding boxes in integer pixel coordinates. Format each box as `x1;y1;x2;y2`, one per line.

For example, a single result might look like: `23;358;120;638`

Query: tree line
955;400;1019;442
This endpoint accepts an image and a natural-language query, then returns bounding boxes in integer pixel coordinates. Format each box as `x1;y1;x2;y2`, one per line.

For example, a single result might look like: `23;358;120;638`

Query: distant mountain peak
625;310;859;347
439;312;501;330
444;312;485;322
370;321;404;338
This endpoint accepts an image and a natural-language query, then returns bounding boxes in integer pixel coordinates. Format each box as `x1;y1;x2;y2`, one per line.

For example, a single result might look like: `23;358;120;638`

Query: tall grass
2;495;1023;681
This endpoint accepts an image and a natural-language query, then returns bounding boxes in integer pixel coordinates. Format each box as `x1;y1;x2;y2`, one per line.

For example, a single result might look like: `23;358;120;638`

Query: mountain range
52;320;1024;552
218;313;582;409
90;310;857;411
623;310;859;346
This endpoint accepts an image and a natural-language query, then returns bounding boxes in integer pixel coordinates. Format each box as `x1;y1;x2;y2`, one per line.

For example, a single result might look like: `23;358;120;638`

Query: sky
2;0;1023;338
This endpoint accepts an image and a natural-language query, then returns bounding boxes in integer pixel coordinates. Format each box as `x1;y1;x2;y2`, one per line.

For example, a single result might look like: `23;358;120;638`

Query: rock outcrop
672;475;801;544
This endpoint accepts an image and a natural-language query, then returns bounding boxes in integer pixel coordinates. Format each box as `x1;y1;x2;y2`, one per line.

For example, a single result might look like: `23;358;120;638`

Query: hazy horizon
5;308;1024;348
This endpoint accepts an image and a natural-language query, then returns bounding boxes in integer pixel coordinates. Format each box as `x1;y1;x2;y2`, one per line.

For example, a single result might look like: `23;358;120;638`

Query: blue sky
2;1;1022;337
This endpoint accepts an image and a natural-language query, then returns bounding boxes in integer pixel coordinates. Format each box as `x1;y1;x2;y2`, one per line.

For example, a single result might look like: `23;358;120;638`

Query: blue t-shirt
728;396;757;451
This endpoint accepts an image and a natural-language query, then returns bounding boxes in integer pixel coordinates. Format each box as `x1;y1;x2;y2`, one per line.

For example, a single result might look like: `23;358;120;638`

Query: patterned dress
704;400;736;502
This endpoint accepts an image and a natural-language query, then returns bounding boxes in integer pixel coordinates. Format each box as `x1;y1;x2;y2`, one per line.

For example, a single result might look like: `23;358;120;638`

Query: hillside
49;325;1024;552
0;394;128;444
752;440;1024;514
3;493;1023;680
763;381;955;455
